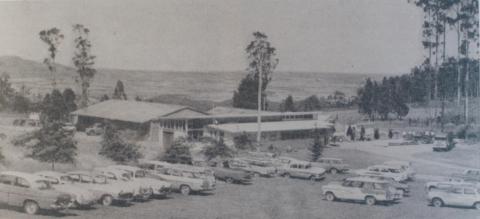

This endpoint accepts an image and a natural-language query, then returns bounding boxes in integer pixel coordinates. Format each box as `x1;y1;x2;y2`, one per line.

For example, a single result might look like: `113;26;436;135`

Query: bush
309;134;324;161
374;128;380;140
446;132;456;151
203;138;234;160
233;132;254;150
455;125;468;139
162;138;192;164
100;122;143;163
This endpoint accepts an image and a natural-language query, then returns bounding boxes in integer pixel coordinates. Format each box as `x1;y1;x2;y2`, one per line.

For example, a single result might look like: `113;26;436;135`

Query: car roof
346;176;388;183
93;167;128;176
1;171;44;182
109;165;141;172
319;158;342;161
370;165;398;169
67;171;93;176
35;171;66;178
139;160;173;166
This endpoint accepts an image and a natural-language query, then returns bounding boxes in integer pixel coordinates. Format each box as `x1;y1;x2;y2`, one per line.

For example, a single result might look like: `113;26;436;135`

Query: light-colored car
428;186;480;209
271;156;301;168
139;160;215;195
452;169;480;182
383;161;415;180
277;160;326;181
66;171;135;206
425;177;479;191
314;158;350;174
229;158;277;177
35;171;98;208
354;165;409;182
356;175;409;196
322;177;399;206
0;171;74;215
93;167;153;201
109;165;172;197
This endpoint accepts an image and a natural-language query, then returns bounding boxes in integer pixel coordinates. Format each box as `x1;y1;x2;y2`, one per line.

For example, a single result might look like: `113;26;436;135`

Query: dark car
211;161;253;184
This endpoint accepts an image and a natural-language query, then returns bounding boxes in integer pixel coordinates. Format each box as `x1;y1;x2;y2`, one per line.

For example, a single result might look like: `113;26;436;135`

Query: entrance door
163;131;174;149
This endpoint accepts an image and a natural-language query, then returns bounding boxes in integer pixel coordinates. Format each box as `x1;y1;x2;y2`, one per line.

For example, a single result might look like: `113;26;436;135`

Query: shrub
203;138;234;160
446;132;456;151
309;133;324;161
100;122;143;163
374;128;380;140
162;138;192;164
233;132;254;150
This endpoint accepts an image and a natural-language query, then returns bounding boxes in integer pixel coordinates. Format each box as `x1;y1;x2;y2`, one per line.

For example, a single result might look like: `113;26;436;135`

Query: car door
0;174;15;204
445;188;464;206
9;177;31;207
461;188;477;207
351;181;365;200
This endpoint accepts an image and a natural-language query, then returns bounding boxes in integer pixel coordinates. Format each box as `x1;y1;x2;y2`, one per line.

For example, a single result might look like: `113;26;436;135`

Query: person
351;127;356;141
388;129;394;139
346;125;352;140
360;126;366;141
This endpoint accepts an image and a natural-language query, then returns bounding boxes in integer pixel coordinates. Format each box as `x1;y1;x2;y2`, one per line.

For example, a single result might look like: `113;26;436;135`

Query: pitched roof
72;100;199;123
207;119;334;134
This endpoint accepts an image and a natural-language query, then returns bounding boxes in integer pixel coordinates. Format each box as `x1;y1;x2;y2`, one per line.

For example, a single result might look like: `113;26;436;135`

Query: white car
277;160;326;181
109;165;172;197
425;177;479;191
66;171;135;206
322;177;399;206
228;158;277;177
93;167;153;201
354;165;409;182
428;186;480;209
35;171;98;207
452;169;480;182
383;161;415;180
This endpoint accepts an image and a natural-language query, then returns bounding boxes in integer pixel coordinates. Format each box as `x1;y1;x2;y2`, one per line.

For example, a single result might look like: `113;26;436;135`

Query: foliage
112;80;128;100
446;132;456;150
99;122;143;163
309;130;324;161
374;128;380;140
203;137;234;160
302;95;322;111
0;73;14;109
40;89;69;125
233;32;278;109
282;95;296;112
62;88;77;113
100;94;110;102
162;137;192;164
0;146;4;162
39;27;64;88
73;24;97;108
233;132;254;150
28;121;77;170
11;93;32;113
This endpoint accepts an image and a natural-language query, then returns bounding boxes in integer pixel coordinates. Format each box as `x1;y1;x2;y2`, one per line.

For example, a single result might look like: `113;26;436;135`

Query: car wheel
432;198;443;208
330;168;338;174
365;196;376;206
180;185;191;196
23;200;39;215
474;202;480;210
101;195;113;206
325;192;335;201
283;173;290;178
226;177;234;184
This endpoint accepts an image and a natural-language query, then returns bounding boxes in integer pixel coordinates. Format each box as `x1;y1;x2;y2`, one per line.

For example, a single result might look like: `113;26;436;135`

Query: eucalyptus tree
39;28;64;88
72;24;96;108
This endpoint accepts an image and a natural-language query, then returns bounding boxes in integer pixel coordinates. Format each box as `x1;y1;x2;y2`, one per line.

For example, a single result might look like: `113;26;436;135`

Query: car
93;167;153;201
314;158;350;174
227;158;277;177
277;160;326;181
66;171;135;206
139;160;215;196
354;165;409;182
425;178;479;191
0;171;74;215
452;169;480;182
358;175;409;195
85;123;104;136
210;161;253;184
322;177;400;206
428;186;480;209
432;134;455;152
271;156;301;168
35;171;98;208
108;165;173;197
383;161;415;180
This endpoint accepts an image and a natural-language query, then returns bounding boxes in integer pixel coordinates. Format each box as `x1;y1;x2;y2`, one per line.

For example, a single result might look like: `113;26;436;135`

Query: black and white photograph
0;0;478;218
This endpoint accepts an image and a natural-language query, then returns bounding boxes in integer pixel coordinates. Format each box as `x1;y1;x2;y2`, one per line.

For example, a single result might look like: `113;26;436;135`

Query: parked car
66;171;135;206
322;177;400;206
109;165;172;197
428;186;480;209
139;161;215;195
354;165;409;182
425;178;479;191
35;171;98;208
452;169;480;182
85;123;104;136
271;156;301;168
0;171;74;215
210;161;253;184
93;167;153;201
383;160;415;180
277;160;326;181
227;158;277;177
358;175;410;195
314;158;350;174
432;134;455;152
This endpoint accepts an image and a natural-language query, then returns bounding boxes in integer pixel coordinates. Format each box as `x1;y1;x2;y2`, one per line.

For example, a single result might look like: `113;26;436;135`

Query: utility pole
257;59;263;143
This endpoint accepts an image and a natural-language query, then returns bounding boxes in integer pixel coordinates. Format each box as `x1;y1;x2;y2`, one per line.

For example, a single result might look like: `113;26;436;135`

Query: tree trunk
456;24;462;105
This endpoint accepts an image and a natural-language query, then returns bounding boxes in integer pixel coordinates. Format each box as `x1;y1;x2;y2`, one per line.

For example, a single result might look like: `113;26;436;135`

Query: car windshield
389;168;402;173
80;175;94;183
93;175;107;184
34;180;52;190
373;183;388;189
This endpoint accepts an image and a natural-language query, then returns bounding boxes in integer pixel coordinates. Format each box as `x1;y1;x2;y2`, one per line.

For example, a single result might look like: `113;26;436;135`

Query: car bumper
50;202;74;210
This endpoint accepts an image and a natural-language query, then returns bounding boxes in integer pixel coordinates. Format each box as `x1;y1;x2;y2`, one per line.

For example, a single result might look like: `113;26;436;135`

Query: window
135;171;146;178
370;168;379;172
451;188;463;194
342;181;353;187
93;175;106;184
15;177;30;188
464;188;476;195
33;180;51;190
351;181;364;188
373;183;386;190
68;174;81;182
81;175;94;183
44;176;59;184
0;175;14;185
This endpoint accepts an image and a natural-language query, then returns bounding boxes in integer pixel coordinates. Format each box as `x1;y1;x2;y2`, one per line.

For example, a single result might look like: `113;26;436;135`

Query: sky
0;0;441;74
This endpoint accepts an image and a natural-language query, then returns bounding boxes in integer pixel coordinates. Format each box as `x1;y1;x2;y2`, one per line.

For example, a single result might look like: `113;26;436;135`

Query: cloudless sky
0;0;447;74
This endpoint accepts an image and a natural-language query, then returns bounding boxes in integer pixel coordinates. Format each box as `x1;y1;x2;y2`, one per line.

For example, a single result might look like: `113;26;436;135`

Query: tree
39;28;64;88
162;138;192;164
302;95;321;111
309;130;324;161
112;80;127;100
282;95;296;112
233;32;278;109
40;89;69;125
233;132;254;150
357;78;375;119
99;122;143;163
63;88;77;113
0;73;14;109
203;137;234;160
11;93;32;113
73;24;96;108
100;94;110;102
28;121;77;170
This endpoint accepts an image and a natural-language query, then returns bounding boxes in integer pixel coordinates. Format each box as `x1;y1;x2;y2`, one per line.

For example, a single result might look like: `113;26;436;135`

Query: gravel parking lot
1;144;479;219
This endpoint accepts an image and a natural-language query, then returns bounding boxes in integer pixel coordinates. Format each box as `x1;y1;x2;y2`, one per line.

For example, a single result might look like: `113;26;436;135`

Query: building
71;100;335;153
